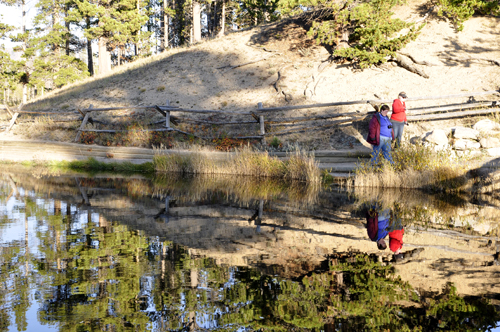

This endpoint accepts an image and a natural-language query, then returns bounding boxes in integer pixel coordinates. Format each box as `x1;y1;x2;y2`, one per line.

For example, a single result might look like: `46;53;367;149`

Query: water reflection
365;201;405;261
0;170;499;331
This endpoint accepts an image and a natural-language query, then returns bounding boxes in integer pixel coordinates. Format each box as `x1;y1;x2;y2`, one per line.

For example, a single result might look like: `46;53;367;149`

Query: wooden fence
2;89;500;143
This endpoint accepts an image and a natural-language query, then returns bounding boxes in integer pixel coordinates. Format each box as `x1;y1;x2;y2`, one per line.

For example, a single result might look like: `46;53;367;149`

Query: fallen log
394;53;429;78
397;52;439;66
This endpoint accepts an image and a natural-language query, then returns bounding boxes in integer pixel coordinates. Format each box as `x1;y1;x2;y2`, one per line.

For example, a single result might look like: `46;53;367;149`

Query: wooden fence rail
3;89;500;144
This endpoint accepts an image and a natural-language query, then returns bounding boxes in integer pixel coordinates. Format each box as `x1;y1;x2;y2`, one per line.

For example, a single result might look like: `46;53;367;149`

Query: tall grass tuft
352;142;472;191
152;152;217;174
153;147;321;182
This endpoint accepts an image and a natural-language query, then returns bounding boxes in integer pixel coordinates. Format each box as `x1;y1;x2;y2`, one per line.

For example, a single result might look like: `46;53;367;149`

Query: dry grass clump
352;142;472;191
153;152;218;174
153;147;321;182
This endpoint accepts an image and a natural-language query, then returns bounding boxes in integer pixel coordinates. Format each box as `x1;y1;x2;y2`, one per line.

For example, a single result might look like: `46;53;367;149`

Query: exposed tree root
394;53;429;79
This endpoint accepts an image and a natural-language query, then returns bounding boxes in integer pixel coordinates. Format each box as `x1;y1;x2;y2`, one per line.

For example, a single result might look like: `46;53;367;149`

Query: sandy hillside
3;1;500;149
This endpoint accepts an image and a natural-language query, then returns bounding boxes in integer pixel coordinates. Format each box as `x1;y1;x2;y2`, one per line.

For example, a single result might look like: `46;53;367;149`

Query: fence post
74;104;93;143
6;103;23;133
258;102;265;144
165;99;171;130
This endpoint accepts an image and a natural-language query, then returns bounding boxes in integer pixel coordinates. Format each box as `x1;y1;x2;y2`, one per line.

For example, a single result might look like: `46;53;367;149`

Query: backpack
366;209;379;241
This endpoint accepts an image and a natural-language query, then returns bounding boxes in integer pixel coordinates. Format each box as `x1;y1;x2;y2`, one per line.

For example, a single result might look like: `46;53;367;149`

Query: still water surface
1;171;499;331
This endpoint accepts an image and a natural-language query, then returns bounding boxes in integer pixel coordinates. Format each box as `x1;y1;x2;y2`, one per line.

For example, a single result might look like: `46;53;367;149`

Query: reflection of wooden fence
3;90;500;142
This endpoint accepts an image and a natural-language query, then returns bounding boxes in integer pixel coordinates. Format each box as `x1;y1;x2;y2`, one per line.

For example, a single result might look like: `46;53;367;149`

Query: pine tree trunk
98;37;111;75
65;13;70;56
53;7;60;54
217;0;225;38
87;36;94;76
213;0;217;36
22;85;27;104
164;0;170;50
193;1;201;42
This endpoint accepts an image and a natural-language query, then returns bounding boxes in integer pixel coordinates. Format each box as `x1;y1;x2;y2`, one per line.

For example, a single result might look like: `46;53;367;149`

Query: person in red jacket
366;104;395;164
389;229;404;254
391;92;408;147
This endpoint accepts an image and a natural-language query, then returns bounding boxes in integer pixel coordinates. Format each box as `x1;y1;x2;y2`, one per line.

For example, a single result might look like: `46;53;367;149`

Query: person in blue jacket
366;202;404;251
366;104;395;164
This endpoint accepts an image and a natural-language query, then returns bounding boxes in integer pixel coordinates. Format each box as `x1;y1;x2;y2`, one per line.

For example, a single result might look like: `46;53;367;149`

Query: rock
473;119;500;134
486;147;500;157
452;127;479;140
455;150;482;158
453;139;481;150
409;136;421;145
422;129;449;146
480;137;500;148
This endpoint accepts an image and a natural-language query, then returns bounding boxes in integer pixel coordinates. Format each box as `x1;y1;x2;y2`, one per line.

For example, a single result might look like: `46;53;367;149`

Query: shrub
435;0;500;31
282;0;426;68
269;136;282;149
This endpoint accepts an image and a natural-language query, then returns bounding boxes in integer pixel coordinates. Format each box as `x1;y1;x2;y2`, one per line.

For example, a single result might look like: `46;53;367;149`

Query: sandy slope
2;2;500;149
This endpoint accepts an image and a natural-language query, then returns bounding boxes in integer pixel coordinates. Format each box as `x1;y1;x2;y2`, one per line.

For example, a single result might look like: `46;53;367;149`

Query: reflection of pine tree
2;178;499;331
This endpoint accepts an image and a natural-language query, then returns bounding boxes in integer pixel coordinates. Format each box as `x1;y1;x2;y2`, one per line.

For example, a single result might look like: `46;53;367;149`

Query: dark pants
391;119;405;147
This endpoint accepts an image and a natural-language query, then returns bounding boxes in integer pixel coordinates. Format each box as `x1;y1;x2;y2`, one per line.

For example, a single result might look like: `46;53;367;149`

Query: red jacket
367;113;395;146
391;99;407;122
389;229;404;252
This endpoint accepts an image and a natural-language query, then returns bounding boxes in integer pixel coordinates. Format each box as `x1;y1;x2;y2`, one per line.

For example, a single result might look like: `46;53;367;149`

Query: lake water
1;169;499;331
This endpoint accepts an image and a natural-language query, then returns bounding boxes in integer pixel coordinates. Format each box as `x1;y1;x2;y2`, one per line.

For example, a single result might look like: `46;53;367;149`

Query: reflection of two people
366;203;404;258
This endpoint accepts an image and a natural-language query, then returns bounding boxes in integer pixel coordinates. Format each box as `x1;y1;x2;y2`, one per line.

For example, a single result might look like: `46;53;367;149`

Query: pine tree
24;0;89;91
75;0;150;74
281;0;423;69
234;0;280;29
435;0;500;31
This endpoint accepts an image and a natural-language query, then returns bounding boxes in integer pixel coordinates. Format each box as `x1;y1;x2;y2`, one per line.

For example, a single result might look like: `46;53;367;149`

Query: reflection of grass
352;142;472;191
53;158;155;175
152;173;320;206
154;148;321;182
352;187;471;230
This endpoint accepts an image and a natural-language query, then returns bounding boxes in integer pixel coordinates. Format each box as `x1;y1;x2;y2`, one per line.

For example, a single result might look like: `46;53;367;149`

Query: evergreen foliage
0;45;24;95
0;0;497;98
234;0;280;29
435;0;500;31
282;0;424;68
0;17;15;39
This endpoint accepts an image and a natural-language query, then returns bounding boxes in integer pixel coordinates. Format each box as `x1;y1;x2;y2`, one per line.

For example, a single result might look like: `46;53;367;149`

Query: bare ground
1;0;500;150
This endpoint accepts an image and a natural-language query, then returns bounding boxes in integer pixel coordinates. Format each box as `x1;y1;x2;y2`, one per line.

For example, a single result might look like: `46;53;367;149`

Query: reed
351;142;472;191
153;147;321;182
